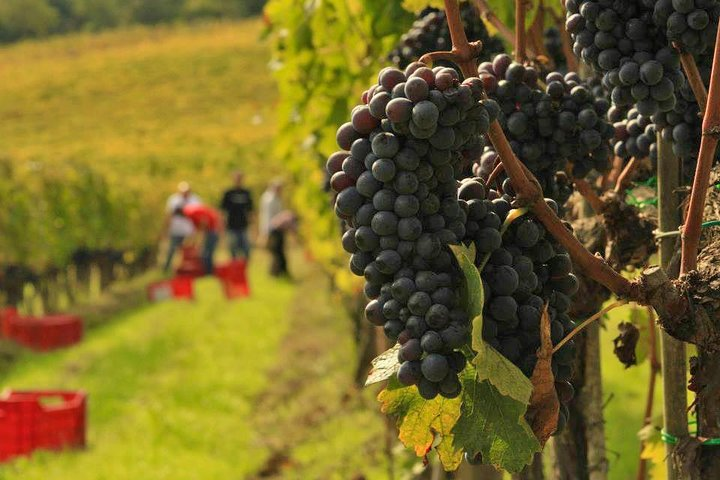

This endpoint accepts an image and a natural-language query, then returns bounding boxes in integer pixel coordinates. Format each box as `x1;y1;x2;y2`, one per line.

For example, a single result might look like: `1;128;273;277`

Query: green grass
0;253;389;480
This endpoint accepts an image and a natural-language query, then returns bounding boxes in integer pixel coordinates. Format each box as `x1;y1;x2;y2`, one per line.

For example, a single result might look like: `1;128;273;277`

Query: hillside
0;18;278;206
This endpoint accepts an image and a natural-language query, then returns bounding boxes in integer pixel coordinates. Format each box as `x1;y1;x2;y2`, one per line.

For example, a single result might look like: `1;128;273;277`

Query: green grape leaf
474;345;533;404
365;343;401;386
449;243;482;319
452;370;540;473
378;378;463;470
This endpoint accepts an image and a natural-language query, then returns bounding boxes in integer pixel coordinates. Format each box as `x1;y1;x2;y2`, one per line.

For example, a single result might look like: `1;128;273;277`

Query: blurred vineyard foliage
0;19;277;280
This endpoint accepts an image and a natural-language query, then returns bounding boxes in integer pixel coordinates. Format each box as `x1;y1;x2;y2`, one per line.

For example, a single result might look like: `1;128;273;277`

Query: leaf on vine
526;305;559;446
641;441;668;480
452;369;540;473
365;343;401;386
449;243;482;319
613;321;640;368
450;236;532;405
474;344;533;404
378;378;463;471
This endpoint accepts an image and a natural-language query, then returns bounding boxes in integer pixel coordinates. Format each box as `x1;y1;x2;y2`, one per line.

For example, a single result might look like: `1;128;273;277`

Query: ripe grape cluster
329;63;498;399
476;54;613;197
565;0;684;116
655;87;707;180
388;4;505;69
613;107;658;161
459;176;578;434
653;0;720;55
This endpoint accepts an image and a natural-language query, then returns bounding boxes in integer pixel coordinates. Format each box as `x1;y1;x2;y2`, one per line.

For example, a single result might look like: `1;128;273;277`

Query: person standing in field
220;171;254;261
259;180;291;277
162;181;200;273
180;203;222;275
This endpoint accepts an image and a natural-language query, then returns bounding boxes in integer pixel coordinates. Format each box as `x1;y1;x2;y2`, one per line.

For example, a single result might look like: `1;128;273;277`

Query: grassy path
0;254;387;480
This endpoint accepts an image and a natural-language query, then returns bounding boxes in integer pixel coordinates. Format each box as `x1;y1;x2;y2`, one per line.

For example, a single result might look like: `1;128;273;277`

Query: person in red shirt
178;203;222;274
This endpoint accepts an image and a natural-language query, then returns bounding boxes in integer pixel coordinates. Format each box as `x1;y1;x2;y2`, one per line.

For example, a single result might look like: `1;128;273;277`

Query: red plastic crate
176;246;204;277
215;260;250;299
0;307;19;338
3;314;83;352
147;276;194;302
0;390;87;462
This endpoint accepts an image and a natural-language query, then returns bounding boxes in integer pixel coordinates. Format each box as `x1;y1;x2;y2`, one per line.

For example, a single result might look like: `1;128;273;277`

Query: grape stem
421;0;483;77
471;0;518;50
680;26;720;275
486;161;505;189
442;0;639;300
515;0;527;62
574;177;604;214
614;156;639;194
675;44;708;114
553;300;629;354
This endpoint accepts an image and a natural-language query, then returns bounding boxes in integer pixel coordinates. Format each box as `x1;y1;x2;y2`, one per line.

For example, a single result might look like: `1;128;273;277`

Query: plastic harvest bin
0;390;87;462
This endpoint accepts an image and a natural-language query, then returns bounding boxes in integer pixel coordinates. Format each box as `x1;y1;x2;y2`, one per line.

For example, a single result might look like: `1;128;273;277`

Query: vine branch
471;0;517;48
553;300;629;353
515;0;527;62
574;177;604;214
614;156;639;194
680;26;720;274
675;44;708;114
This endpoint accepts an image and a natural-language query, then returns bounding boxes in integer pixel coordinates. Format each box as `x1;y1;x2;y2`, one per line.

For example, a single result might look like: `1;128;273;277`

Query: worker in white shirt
161;181;201;273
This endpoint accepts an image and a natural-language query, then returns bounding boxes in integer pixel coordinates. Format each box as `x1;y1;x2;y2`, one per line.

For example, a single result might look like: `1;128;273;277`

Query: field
0;252;390;480
0;18;664;480
0;18;279;206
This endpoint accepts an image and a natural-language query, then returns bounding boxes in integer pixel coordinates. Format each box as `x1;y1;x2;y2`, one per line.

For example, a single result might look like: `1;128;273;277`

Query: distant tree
130;0;184;25
181;0;266;19
68;0;128;30
0;0;60;42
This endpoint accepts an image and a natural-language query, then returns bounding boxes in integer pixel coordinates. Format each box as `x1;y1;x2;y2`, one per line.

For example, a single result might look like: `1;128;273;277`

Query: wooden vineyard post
656;133;689;480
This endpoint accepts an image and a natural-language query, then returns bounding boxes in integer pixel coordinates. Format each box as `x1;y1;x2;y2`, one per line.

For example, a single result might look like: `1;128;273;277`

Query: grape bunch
329;62;498;399
653;0;720;55
653;81;718;180
388;4;505;70
459;176;578;434
565;0;684;116
613;107;658;162
476;54;613;198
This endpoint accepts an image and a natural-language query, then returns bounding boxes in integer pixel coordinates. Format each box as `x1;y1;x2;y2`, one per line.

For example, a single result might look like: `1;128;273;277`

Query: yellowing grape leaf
378;378;464;470
452;369;540;472
526;305;559;446
641;441;668;480
365;343;401;386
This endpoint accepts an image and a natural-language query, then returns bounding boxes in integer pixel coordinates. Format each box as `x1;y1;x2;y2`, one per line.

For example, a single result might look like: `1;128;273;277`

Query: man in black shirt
220;171;254;260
